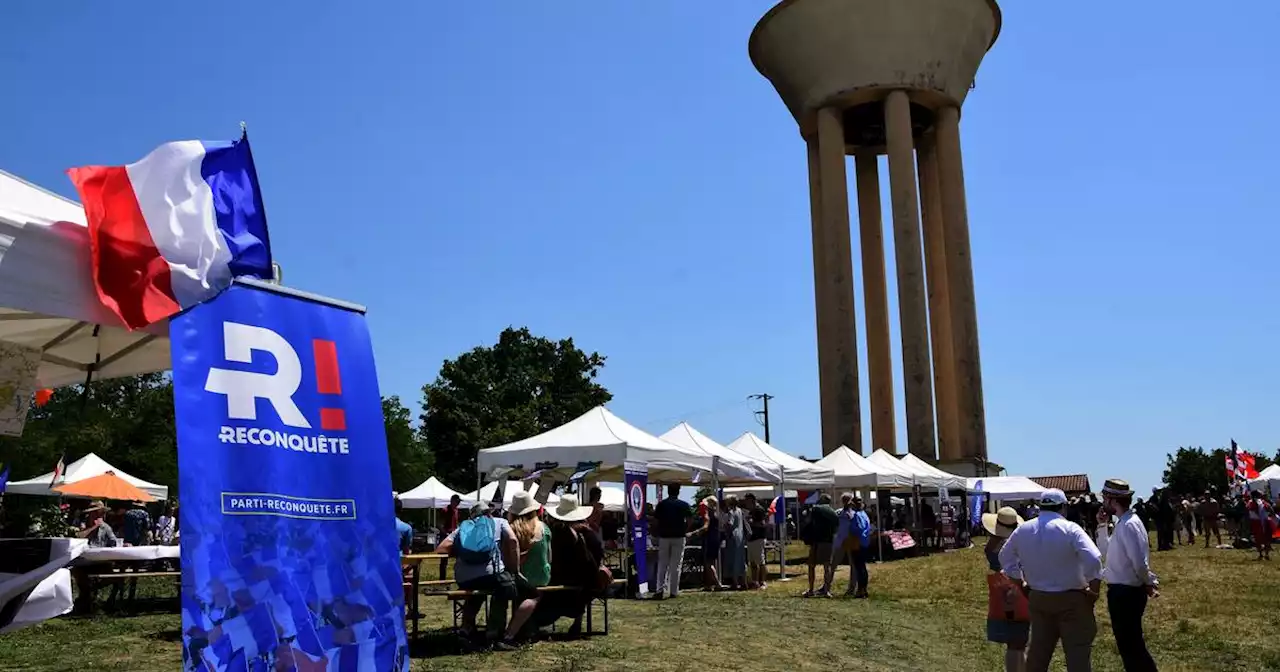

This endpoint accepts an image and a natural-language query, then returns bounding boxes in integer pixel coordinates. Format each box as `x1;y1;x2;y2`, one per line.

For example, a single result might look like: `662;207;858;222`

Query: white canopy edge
6;452;168;500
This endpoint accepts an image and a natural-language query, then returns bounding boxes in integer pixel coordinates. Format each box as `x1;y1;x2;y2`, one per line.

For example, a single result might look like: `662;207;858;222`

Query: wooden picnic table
401;553;452;638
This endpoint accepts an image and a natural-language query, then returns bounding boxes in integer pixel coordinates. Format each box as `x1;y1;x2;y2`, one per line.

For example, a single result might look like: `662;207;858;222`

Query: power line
748;393;774;444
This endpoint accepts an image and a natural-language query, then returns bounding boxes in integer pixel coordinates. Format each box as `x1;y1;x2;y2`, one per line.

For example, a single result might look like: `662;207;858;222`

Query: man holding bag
825;493;872;597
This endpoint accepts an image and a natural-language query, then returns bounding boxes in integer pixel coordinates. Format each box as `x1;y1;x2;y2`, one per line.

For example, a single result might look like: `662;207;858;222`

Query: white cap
1038;489;1068;507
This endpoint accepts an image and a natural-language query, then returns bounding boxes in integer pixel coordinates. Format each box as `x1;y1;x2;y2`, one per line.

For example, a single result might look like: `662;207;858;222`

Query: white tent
0;170;170;388
1248;465;1280;499
966;476;1047;501
813;445;914;489
723;433;833;488
398;476;476;510
476;406;714;483
898;453;967;490
659;422;780;485
865;449;923;488
6;452;168;500
465;480;561;509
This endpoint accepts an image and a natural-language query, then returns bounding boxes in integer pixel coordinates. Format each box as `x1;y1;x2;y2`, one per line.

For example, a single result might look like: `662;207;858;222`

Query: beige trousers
1026;589;1096;672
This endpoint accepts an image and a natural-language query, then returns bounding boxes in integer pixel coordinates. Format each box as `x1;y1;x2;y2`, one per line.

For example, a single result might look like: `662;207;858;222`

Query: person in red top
439;494;461;579
982;506;1029;672
586;487;605;534
1247;490;1273;561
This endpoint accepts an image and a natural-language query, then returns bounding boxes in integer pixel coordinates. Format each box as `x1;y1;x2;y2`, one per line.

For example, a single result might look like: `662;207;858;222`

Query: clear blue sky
3;1;1277;495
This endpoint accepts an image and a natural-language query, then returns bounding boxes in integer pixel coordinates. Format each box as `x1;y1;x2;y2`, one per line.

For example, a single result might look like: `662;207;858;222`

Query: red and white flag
48;455;65;488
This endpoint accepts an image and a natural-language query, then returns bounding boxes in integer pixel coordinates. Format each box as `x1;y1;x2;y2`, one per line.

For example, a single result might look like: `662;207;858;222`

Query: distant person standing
1095;479;1159;672
653;484;693;599
999;489;1103;672
394;497;413;555
983;507;1029;672
722;495;748;590
802;494;840;598
439;494;462;580
1200;492;1222;548
122;501;152;547
586;487;605;534
1247;490;1274;561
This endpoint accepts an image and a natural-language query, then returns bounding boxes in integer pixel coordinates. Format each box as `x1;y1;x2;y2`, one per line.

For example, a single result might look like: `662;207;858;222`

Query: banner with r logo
171;282;407;671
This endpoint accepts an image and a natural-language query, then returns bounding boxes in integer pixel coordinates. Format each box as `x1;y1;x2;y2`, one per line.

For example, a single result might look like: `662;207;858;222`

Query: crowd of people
648;486;773;597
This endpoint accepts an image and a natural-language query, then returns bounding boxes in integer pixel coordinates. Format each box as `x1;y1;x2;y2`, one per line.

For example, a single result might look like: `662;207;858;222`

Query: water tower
749;0;999;474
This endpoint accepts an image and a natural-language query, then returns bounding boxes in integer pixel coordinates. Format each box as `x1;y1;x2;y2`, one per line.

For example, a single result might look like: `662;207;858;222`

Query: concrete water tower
749;0;999;473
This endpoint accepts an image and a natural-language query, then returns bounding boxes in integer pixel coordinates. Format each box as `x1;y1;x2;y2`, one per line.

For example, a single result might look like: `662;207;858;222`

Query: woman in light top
505;491;551;646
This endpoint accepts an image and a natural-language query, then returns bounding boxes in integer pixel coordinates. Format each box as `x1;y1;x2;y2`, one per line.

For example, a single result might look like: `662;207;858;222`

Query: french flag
67;133;273;329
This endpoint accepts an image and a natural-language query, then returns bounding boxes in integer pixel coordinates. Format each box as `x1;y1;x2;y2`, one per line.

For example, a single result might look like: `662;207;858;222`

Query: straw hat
83;500;107;514
548;495;592;522
509;490;540;517
982;506;1024;538
1100;479;1133;498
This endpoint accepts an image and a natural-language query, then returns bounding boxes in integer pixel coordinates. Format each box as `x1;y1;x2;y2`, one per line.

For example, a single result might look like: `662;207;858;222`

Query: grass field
2;542;1276;671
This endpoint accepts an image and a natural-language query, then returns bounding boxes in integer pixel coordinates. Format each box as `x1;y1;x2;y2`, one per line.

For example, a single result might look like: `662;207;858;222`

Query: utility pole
749;393;774;443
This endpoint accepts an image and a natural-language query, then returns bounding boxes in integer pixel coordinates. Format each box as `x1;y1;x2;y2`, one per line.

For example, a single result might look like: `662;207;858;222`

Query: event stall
865;449;923;487
0;170;170;388
398;476;476;510
723;433;834;488
475;406;715;484
465;479;563;509
965;475;1046;501
1248;465;1280;500
659;422;781;485
897;453;967;490
813;445;914;490
5;452;169;500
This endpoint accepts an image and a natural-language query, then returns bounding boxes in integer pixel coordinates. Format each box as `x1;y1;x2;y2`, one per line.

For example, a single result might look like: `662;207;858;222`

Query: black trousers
1107;584;1157;672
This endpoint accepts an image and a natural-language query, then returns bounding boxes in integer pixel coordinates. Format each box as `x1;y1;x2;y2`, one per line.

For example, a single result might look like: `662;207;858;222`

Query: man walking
1000;489;1103;672
803;494;839;597
652;484;693;599
1200;491;1222;548
1095;479;1159;672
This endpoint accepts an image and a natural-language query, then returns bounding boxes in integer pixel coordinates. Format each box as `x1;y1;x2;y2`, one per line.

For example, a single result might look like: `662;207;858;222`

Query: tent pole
778;469;789;582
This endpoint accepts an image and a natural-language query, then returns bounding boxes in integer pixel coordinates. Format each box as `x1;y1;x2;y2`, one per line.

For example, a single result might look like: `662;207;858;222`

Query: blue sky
3;1;1277;495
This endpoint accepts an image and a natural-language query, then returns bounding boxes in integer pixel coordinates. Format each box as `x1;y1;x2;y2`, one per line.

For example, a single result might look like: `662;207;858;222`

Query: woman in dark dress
529;497;606;637
688;496;723;591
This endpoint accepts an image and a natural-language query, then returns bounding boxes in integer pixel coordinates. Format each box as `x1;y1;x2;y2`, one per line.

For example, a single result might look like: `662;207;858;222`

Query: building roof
1029;474;1092;495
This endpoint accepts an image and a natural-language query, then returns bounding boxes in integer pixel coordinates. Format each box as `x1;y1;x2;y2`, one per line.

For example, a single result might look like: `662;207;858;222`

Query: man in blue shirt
848;495;872;598
394;497;413;555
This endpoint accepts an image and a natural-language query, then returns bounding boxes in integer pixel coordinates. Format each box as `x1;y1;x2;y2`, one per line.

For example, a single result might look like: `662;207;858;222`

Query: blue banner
970;479;986;528
623;461;648;594
171;283;407;672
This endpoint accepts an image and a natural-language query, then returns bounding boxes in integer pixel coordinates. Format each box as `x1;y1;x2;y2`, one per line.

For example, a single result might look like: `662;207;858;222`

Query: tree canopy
1162;445;1275;496
420;326;612;489
382;395;431;493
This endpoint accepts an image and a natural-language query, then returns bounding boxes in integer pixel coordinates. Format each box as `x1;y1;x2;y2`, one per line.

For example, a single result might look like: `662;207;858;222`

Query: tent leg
777;478;790;582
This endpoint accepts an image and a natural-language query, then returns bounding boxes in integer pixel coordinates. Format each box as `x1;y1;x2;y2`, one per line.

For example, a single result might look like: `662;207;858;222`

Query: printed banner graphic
623;461;648;594
171;284;407;671
0;341;41;438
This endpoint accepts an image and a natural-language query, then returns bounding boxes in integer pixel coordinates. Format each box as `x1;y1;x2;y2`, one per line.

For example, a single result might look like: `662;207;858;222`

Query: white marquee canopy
0;170;170;388
723;432;833;488
6;452;168;500
897;453;967;490
476;406;714;483
813;445;914;489
966;475;1047;500
398;476;476;510
659;422;780;485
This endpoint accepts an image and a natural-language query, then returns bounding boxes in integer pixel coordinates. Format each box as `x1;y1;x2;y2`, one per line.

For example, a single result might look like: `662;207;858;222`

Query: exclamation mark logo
313;339;345;431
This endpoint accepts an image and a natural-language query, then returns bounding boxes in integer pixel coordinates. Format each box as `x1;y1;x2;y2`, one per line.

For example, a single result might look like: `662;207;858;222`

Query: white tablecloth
0;569;73;634
74;545;179;564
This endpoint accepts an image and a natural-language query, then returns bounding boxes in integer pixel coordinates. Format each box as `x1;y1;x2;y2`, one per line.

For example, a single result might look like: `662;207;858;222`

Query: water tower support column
883;91;938;460
855;152;896;454
918;136;961;461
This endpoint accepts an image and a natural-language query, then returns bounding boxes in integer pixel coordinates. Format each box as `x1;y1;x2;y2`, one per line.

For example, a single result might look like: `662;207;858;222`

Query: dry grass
1;542;1276;671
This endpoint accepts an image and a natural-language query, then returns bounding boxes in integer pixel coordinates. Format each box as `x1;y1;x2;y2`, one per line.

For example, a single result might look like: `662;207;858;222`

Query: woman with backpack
436;503;521;650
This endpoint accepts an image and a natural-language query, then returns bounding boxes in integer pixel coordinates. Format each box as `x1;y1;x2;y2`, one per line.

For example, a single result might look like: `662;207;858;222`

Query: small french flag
67;132;273;329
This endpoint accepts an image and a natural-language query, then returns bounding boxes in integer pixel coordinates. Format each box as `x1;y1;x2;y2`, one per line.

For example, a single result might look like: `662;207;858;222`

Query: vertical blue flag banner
623;461;648;595
171;282;408;672
970;480;985;528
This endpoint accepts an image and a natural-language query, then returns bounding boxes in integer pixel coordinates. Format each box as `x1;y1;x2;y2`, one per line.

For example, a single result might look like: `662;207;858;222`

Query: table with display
71;545;181;614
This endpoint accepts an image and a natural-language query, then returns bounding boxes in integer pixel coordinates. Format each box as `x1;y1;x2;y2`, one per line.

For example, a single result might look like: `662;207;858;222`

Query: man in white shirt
999;489;1103;672
1095;479;1158;672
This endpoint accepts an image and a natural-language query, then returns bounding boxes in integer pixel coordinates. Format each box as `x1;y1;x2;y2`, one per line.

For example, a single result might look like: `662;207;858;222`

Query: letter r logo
205;322;311;429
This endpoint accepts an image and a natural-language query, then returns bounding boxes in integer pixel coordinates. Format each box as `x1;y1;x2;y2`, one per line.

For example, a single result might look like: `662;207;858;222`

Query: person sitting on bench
436;503;520;650
530;496;605;637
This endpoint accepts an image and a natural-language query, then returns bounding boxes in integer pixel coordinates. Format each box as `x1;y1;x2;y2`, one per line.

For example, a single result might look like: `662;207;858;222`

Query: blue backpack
456;516;497;565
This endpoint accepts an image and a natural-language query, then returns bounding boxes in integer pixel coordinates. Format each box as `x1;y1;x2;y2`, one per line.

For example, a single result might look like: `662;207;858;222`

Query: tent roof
399;476;477;510
865;449;924;487
5;452;168;500
966;475;1047;500
813;445;914;489
465;480;561;509
723;433;833;488
476;406;713;481
659;423;781;485
897;453;967;489
0;170;170;388
1248;464;1280;488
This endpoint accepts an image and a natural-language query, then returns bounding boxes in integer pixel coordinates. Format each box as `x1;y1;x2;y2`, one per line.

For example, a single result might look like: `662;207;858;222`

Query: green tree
0;373;178;495
382;395;432;493
421;327;612;488
1162;445;1272;496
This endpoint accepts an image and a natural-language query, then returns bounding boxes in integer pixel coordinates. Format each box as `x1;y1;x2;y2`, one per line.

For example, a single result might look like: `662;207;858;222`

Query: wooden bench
84;570;182;614
444;579;625;637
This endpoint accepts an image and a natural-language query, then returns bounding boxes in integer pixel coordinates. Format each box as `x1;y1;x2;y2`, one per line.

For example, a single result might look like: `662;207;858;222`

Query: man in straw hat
76;501;119;548
1096;478;1158;671
983;506;1029;672
999;488;1103;672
